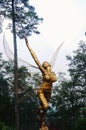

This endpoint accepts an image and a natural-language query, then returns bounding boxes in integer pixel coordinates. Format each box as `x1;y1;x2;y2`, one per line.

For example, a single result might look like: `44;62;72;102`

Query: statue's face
47;65;51;71
42;61;51;70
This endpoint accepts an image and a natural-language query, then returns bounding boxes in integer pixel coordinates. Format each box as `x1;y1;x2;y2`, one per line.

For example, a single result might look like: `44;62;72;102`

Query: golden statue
25;37;57;129
3;33;63;129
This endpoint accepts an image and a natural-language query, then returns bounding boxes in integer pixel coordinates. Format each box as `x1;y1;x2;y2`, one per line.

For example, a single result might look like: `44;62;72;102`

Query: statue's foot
40;122;49;130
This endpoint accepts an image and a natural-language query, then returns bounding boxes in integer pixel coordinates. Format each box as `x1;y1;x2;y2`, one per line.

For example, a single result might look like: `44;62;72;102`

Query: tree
0;53;42;129
66;41;86;107
50;73;77;130
50;41;86;130
0;15;4;33
75;118;86;130
0;1;43;129
0;0;43;38
0;54;15;127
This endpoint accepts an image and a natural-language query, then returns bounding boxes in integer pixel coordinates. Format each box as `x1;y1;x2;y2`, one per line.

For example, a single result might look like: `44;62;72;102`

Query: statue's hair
42;61;51;69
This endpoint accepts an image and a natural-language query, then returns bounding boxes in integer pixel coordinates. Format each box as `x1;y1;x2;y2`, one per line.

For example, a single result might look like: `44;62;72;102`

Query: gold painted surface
25;37;57;128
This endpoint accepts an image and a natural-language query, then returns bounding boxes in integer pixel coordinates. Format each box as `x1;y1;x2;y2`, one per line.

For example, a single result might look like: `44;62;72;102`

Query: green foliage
0;122;16;130
0;0;43;38
0;41;86;130
50;41;86;130
75;118;86;130
0;55;15;127
66;41;86;108
67;41;86;86
0;53;40;129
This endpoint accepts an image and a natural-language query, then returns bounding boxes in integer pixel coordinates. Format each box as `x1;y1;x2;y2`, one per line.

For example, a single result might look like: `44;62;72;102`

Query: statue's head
42;61;51;69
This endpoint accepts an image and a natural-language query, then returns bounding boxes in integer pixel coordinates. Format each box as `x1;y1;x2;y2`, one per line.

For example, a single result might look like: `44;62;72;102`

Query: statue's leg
45;89;51;103
37;89;48;110
39;110;49;130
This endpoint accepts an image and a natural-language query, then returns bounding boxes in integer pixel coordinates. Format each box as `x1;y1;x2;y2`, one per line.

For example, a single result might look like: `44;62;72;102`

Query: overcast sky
1;0;86;77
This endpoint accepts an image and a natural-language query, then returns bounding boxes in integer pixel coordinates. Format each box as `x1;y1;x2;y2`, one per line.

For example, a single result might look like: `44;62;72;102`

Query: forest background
0;0;86;130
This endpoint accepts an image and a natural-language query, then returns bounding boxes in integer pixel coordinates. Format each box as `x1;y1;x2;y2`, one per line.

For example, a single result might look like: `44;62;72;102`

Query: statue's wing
50;41;64;68
3;34;39;69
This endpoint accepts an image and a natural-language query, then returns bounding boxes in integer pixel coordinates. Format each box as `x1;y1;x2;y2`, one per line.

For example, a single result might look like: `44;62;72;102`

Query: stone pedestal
37;106;49;130
39;125;49;130
39;121;49;130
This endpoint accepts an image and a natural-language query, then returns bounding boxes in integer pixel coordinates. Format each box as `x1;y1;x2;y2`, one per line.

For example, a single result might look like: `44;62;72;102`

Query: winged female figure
25;36;58;127
25;36;57;109
3;34;63;128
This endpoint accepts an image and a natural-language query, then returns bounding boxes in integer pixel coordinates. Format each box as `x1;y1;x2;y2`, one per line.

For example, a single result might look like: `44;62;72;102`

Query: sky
1;0;86;77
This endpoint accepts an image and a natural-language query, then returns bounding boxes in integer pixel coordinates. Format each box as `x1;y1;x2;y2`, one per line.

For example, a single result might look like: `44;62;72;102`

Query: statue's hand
25;36;28;44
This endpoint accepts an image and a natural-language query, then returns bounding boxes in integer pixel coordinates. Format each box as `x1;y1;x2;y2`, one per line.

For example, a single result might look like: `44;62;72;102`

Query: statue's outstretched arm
25;36;44;73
